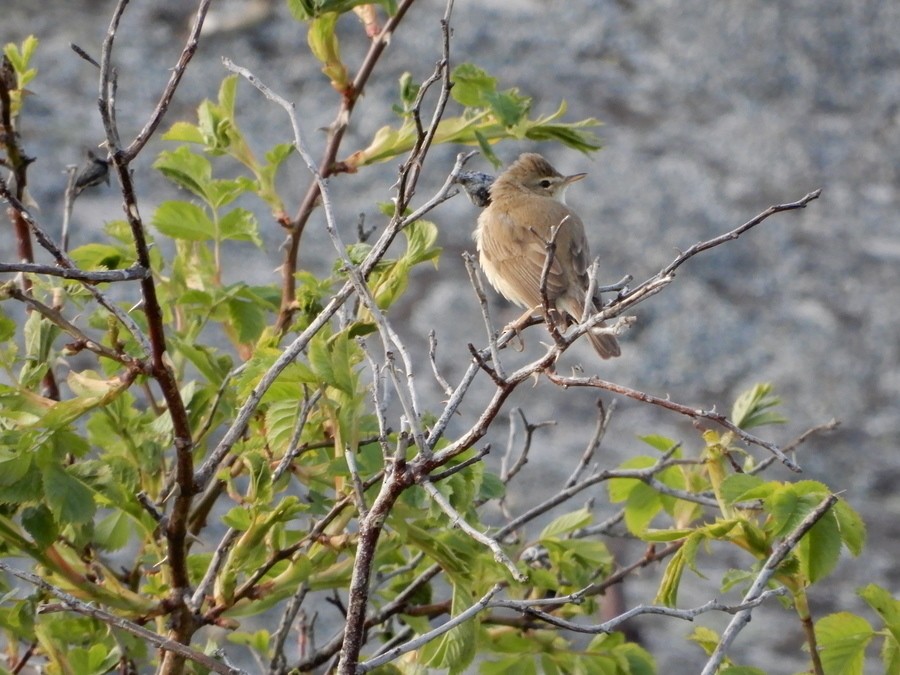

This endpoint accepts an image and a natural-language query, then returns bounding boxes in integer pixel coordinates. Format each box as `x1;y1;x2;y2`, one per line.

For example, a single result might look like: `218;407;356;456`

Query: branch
0;562;246;675
0;176;151;355
357;584;502;672
122;1;211;161
421;479;526;582
275;0;420;332
545;371;801;472
0;262;149;282
491;587;788;635
701;493;839;675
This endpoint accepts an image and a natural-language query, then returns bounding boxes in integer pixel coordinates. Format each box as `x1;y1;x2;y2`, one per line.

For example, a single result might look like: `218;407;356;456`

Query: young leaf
858;584;900;647
42;464;96;526
539;507;593;541
152;201;215;241
815;612;873;675
731;383;787;430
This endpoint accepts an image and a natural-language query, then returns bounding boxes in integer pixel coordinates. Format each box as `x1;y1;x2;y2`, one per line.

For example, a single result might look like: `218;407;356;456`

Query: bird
474;152;620;359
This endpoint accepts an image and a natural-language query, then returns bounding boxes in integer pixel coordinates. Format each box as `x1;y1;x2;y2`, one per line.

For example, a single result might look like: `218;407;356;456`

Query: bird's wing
478;199;589;308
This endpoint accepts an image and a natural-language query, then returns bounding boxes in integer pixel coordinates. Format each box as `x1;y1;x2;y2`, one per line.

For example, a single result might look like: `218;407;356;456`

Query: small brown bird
474;153;620;358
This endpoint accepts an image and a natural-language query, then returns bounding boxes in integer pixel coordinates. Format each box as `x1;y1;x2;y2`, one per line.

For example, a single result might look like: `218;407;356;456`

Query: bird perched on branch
474;152;620;358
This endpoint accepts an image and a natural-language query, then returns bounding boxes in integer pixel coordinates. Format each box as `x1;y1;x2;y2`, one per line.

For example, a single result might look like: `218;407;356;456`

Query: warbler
474;153;620;358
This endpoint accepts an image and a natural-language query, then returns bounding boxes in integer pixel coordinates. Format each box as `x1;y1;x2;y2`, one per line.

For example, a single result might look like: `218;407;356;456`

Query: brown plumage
474;153;620;358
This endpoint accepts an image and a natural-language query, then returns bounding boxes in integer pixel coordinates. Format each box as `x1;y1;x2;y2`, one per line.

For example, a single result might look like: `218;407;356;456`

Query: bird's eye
539;179;552;188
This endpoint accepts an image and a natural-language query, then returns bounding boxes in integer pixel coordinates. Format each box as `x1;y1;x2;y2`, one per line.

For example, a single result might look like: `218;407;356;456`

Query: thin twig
421;479;526;582
545;371;801;472
463;251;506;380
427;330;454;397
492;587;788;634
701;493;838;675
0;262;149;282
0;562;246;675
357;584;502;672
564;399;614;488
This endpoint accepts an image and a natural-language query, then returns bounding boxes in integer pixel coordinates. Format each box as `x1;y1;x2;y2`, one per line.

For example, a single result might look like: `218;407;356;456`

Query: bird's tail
561;297;621;359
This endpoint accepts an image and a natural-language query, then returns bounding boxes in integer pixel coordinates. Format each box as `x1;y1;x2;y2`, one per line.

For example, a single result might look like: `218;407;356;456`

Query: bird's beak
564;172;587;185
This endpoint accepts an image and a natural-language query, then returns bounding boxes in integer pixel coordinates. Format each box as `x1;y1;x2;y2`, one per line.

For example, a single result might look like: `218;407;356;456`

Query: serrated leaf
152;201;214;241
222;507;253;531
450;63;498;107
815;612;873;675
796;509;841;583
719;474;766;506
219;207;262;246
43;464;95;525
833;499;866;556
859;584;900;646
731;383;787;430
20;504;58;548
153;146;212;199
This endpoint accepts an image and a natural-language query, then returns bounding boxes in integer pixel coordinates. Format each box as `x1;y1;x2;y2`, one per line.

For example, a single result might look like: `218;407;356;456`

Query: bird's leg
500;306;540;351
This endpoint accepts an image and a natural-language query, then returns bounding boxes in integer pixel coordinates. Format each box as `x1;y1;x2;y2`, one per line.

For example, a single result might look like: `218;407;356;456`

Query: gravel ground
3;0;899;673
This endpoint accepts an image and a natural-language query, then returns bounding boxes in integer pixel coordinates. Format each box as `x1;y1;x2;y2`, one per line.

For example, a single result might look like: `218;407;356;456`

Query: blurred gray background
3;0;899;672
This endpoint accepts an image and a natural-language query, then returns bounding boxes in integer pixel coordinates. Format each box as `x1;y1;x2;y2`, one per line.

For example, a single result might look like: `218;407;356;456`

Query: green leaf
42;464;96;526
655;532;703;606
0;449;32;486
720;668;767;675
815;612;873;675
731;383;787;430
638;434;679;453
152;201;214;241
20;504;58;548
607;456;655;503
451;63;498;108
688;626;721;657
859;584;900;647
308;13;350;91
833;499;866;556
68;243;129;271
153;146;213;199
94;510;133;551
540;507;592;540
220;207;262;246
624;482;662;535
719;474;766;506
795;507;841;583
423;584;478;673
227;291;268;344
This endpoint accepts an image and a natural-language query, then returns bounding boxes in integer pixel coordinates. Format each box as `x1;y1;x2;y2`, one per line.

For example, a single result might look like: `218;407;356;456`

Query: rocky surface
3;0;899;672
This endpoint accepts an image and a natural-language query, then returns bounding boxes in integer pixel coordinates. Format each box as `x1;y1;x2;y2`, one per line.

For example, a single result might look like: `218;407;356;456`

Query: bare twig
421;479;526;581
492;587;788;634
274;0;420;333
268;583;309;675
545;371;801;472
701;493;838;675
357;584;502;672
0;262;148;282
500;409;555;486
427;330;454;397
564;399;614;488
463;251;506;380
